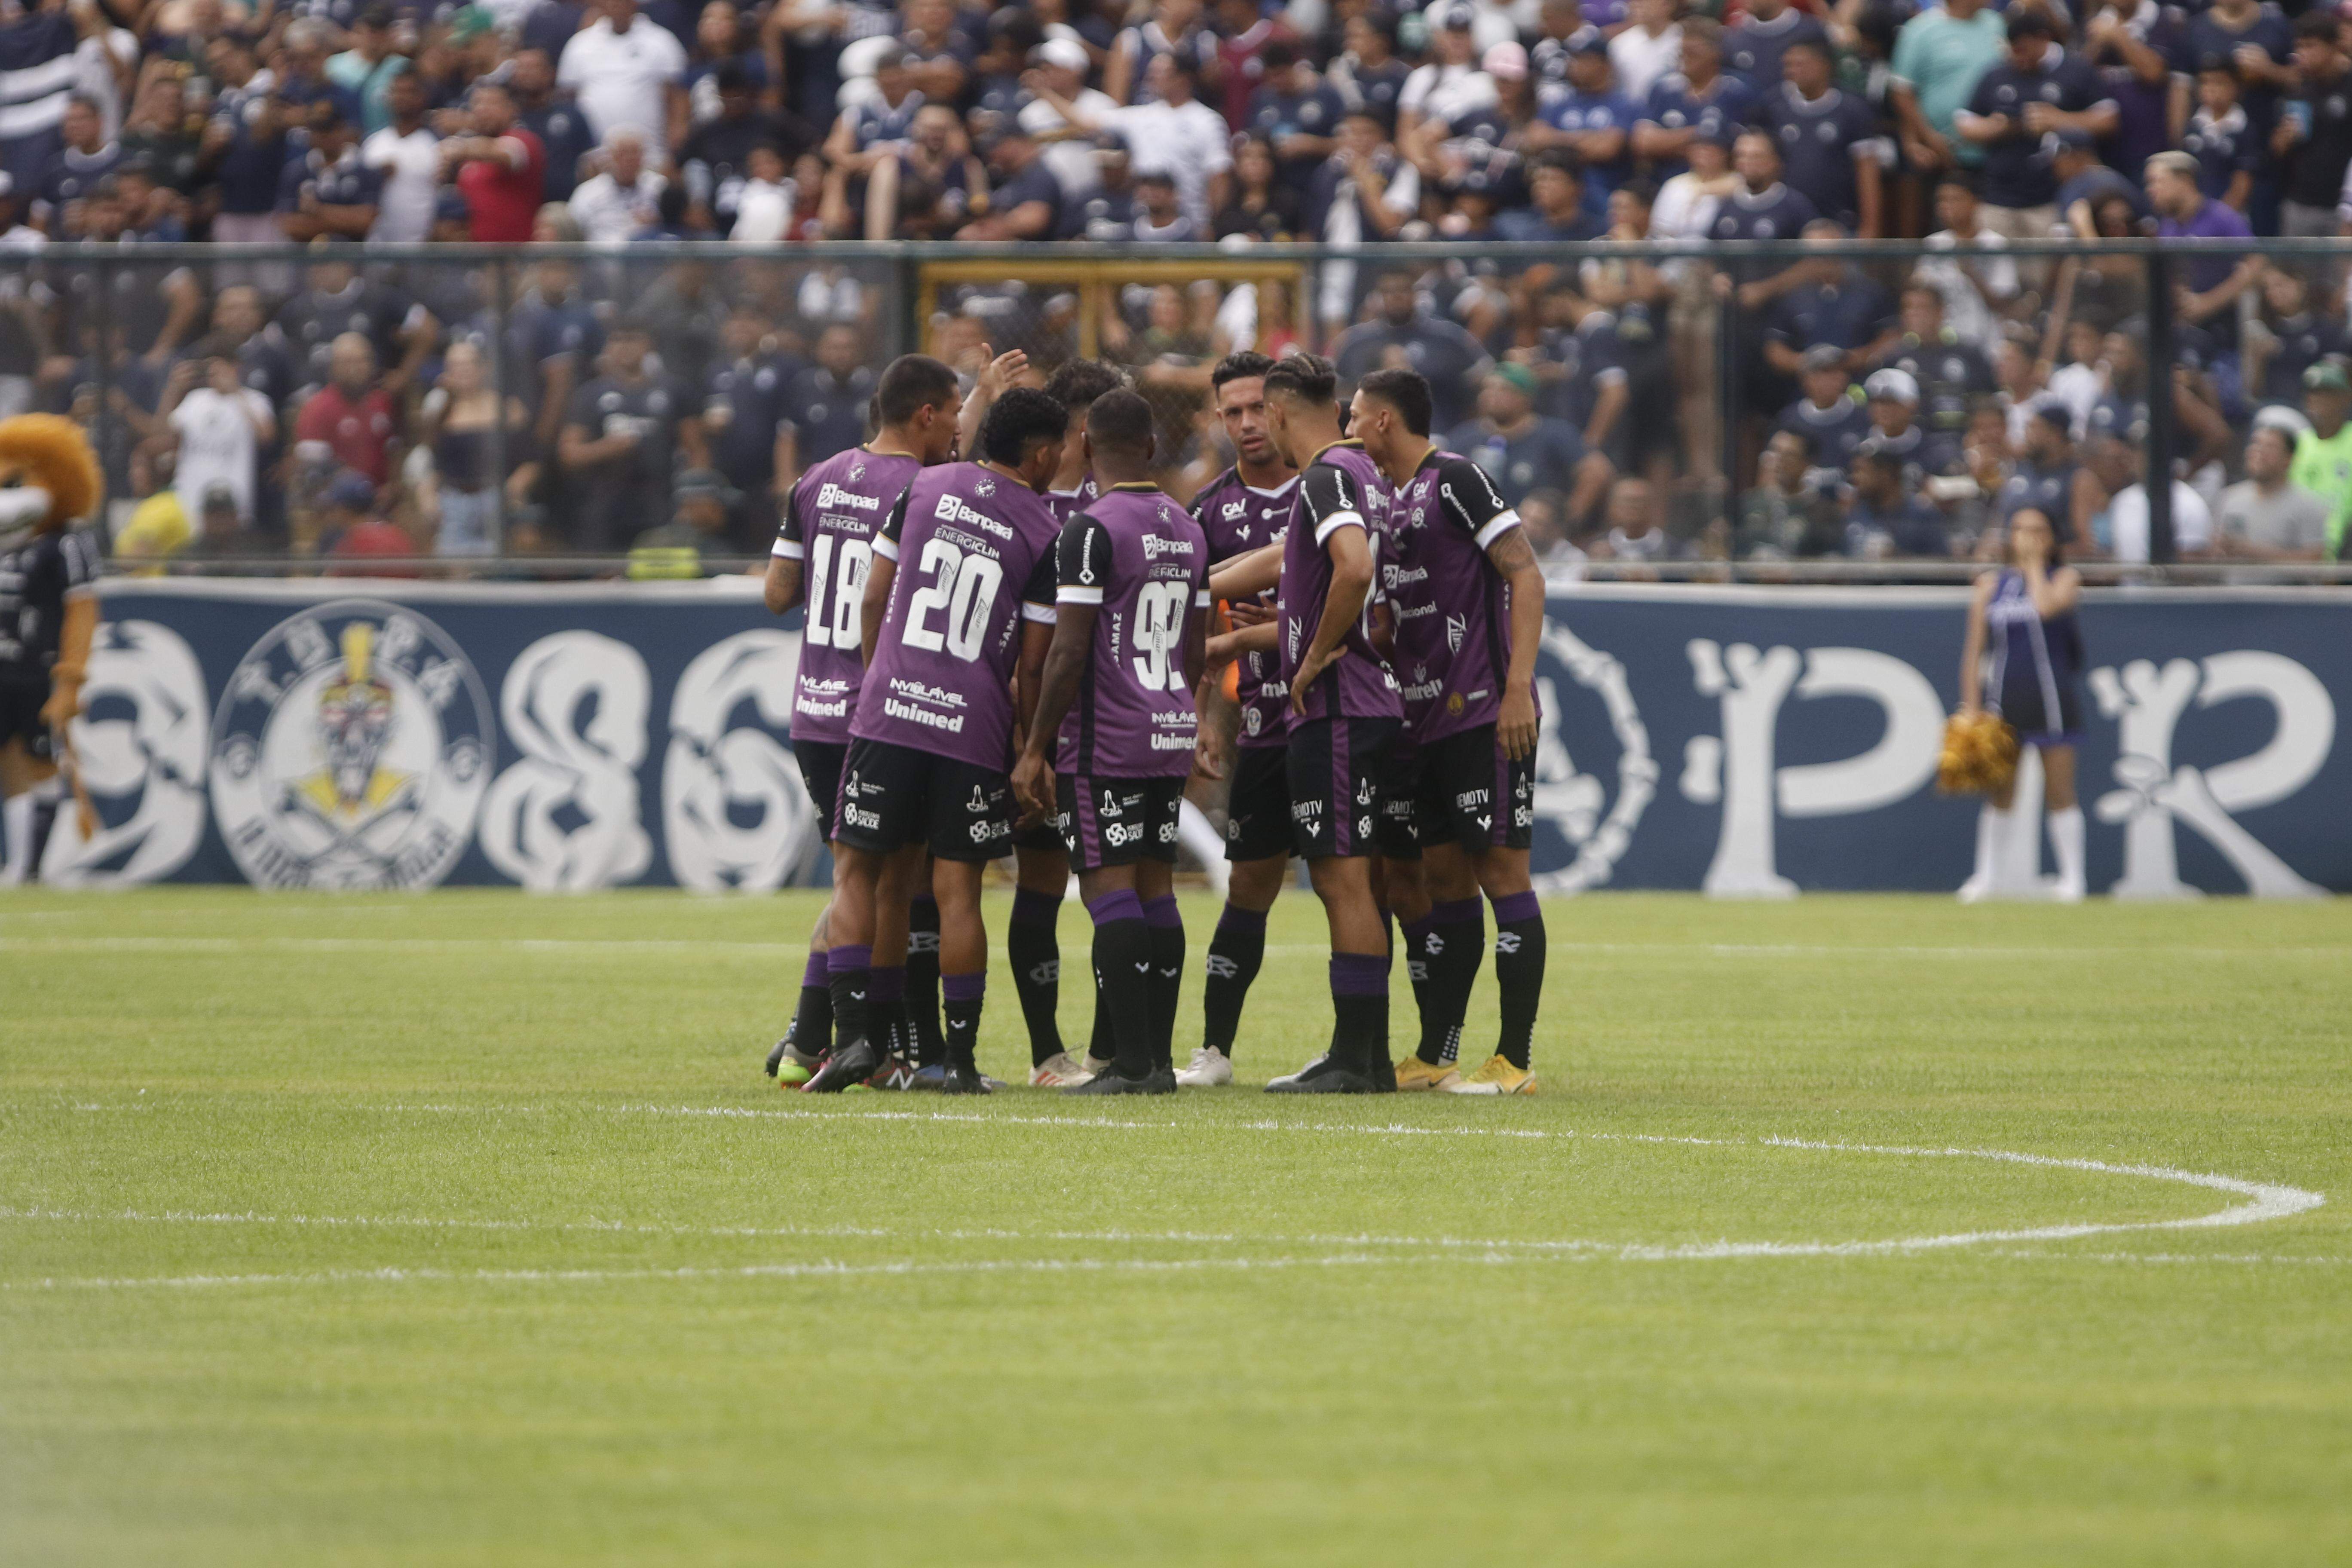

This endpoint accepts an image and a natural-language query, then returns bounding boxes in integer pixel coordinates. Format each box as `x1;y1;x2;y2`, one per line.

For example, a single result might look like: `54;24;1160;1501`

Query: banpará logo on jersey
209;600;492;890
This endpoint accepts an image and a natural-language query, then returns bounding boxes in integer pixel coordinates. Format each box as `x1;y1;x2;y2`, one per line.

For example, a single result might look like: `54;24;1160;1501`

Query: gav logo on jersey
209;600;492;890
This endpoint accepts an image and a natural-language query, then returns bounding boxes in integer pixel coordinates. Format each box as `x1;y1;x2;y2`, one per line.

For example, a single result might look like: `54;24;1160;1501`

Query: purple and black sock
1087;889;1153;1080
827;943;873;1052
1142;894;1184;1074
1490;891;1544;1071
1007;887;1066;1067
1329;950;1390;1077
1426;897;1485;1066
943;972;986;1073
1199;903;1265;1058
787;947;833;1057
906;896;945;1066
869;965;910;1063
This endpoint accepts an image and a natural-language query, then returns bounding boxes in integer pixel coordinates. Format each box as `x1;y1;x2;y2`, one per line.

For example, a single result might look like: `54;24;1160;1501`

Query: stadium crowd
5;0;2349;567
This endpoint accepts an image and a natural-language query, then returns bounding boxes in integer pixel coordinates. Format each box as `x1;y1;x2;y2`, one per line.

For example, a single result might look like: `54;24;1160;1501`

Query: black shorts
1994;674;2084;746
1011;816;1067;856
1376;738;1421;861
1407;722;1534;853
1224;744;1292;863
1056;774;1183;870
1285;716;1400;860
833;736;1012;863
0;677;53;763
794;738;848;842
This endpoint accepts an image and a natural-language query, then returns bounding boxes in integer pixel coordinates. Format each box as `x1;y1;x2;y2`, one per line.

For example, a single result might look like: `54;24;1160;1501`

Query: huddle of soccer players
762;343;1547;1098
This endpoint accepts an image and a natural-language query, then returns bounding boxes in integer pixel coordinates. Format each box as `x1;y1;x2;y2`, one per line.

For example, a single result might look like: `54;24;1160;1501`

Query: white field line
4;1108;2325;1289
0;935;2343;961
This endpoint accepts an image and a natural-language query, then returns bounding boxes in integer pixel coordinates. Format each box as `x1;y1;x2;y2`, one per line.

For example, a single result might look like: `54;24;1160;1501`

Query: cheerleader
1957;506;2088;903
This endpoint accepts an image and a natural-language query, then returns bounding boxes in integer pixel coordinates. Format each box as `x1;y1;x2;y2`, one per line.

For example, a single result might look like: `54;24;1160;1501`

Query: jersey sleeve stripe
1312;510;1364;545
871;535;899;562
771;538;803;559
1473;509;1523;549
1021;601;1058;624
1056;585;1105;605
1193;589;1212;608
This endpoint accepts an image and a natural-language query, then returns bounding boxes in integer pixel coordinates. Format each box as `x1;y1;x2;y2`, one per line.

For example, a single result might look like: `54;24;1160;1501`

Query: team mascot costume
0;414;104;885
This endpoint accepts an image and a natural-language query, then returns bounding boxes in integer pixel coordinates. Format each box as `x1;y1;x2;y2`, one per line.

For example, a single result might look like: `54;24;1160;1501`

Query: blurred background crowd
9;0;2351;570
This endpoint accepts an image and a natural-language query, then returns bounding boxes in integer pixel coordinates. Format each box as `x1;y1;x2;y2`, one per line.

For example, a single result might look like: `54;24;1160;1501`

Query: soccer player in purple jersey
1019;359;1132;1086
801;388;1071;1096
1011;389;1213;1095
1178;352;1301;1087
760;354;963;1087
1253;354;1407;1094
1352;367;1549;1095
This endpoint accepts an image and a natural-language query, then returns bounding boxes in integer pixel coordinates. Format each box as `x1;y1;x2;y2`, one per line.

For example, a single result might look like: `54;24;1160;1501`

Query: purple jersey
1386;449;1531;743
1189;466;1298;749
1054;483;1211;778
775;445;922;743
1279;441;1403;725
853;461;1060;769
1044;475;1099;527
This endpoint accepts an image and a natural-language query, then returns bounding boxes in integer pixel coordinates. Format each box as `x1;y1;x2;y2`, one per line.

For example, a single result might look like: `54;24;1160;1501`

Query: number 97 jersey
774;445;922;744
1054;483;1211;778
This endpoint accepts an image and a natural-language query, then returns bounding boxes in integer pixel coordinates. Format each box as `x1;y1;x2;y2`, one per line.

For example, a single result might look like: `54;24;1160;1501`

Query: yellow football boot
1393;1056;1461;1091
1442;1054;1537;1096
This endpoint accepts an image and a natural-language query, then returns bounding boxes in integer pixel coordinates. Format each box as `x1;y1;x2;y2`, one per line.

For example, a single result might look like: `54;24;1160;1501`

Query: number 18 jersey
775;445;921;744
853;461;1060;770
1054;483;1211;778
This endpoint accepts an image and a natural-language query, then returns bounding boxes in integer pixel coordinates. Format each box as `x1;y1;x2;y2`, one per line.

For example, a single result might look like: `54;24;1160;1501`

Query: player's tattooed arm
1485;524;1546;760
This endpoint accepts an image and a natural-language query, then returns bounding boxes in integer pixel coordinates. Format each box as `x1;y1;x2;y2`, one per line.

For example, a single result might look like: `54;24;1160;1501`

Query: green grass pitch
2;886;2347;1565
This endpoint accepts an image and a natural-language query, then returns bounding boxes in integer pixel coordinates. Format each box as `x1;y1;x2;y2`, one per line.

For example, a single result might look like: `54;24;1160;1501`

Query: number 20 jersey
1054;483;1211;779
775;445;922;744
853;461;1060;770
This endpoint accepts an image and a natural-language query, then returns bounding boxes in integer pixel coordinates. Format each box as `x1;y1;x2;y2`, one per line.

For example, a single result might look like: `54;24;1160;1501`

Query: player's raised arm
764;473;808;615
1208;539;1283;600
859;484;911;669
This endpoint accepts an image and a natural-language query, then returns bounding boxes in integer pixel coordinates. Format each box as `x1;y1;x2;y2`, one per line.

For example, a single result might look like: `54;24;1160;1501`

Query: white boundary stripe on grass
1;936;2344;961
3;1109;2325;1289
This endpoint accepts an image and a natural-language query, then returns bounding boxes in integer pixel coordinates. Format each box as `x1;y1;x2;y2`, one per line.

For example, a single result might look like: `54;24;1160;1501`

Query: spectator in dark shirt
2249;266;2351;408
1762;221;1900;383
1723;0;1828;95
1752;37;1885;236
785;322;878;469
1247;43;1347;194
278;102;383;243
1953;10;2117;240
1634;18;1754;181
1776;343;1873;473
678;61;817;231
2275;12;2352;238
2183;62;2260;214
1446;362;1615;523
1845;444;1951;557
1537;33;1635;208
1332;268;1494;432
1494;149;1606;241
511;49;597;205
1877;282;1996;447
956;123;1062;240
2052;126;2147;237
557;318;703;552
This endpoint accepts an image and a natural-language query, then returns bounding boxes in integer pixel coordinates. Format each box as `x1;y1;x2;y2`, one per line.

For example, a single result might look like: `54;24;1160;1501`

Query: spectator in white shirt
361;68;440;242
162;354;276;532
570;125;667;242
1037;52;1230;230
1020;37;1117;199
1610;0;1684;105
2090;433;2212;562
557;0;689;162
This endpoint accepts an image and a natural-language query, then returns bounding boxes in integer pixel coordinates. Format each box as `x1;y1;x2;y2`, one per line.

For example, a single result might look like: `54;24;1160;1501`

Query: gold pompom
1937;710;2019;796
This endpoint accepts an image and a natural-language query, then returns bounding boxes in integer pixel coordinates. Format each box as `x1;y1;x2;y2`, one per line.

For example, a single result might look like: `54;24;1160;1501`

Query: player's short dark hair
1356;367;1433;438
1262;353;1338;407
978;385;1069;467
1085;387;1156;457
1211;350;1277;392
1784;35;1831;61
876;353;959;426
1044;358;1127;418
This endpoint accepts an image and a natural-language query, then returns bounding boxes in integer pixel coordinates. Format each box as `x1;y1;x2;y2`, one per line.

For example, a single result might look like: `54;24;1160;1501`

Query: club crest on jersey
210;600;491;890
848;461;867;483
974;475;997;498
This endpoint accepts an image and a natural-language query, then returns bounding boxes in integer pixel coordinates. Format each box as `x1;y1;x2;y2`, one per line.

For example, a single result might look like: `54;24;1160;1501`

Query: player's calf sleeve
1329;952;1390;1075
1200;903;1266;1057
942;973;985;1073
1086;889;1153;1080
1006;888;1065;1067
1425;897;1485;1066
906;896;944;1063
869;966;909;1062
1489;891;1544;1071
1142;895;1184;1074
827;944;874;1050
787;949;833;1055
